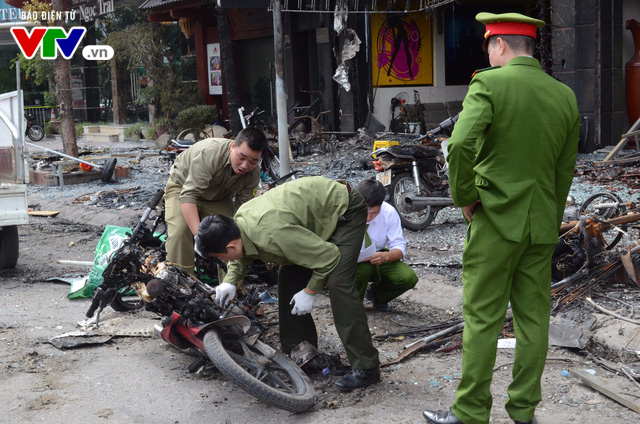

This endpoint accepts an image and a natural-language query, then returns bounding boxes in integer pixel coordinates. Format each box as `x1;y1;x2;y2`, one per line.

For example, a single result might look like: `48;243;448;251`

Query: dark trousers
277;190;380;370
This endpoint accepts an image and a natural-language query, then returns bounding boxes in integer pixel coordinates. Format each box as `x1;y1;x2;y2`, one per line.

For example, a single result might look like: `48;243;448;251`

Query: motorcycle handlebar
130;189;165;241
149;189;165;209
86;298;100;318
416;113;460;142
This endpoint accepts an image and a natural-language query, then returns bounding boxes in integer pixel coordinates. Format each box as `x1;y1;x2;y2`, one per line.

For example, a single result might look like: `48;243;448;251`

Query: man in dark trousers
195;176;381;391
422;12;580;424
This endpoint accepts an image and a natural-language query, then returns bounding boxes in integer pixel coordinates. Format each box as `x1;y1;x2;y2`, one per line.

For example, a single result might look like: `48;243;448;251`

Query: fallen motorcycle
371;114;458;230
86;190;315;412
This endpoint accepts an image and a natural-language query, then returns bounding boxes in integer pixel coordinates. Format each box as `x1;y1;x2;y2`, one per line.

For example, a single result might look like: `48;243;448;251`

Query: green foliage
399;90;426;134
105;22;179;81
98;0;147;37
174;105;218;132
159;80;202;118
152;117;174;132
106;21;203;119
11;55;54;87
144;126;157;140
43;91;57;108
124;123;144;140
75;122;85;137
142;117;174;140
136;85;162;106
45;120;54;135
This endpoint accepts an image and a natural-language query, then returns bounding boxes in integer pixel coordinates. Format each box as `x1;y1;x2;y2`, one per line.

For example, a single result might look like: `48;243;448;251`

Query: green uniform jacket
447;57;580;244
168;138;259;206
223;177;350;291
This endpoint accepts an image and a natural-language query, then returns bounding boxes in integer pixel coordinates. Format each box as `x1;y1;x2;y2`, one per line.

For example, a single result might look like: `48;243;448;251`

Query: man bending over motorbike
356;179;418;311
195;176;381;391
164;127;269;274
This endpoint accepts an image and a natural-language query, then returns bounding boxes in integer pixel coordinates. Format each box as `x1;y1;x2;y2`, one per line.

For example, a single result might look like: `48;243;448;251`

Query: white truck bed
0;183;28;227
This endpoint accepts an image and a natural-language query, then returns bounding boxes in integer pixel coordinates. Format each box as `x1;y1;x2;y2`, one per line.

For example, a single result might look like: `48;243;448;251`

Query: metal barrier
23;105;51;127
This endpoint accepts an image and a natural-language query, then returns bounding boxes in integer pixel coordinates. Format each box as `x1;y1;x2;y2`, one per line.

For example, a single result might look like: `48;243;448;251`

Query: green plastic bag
68;225;130;299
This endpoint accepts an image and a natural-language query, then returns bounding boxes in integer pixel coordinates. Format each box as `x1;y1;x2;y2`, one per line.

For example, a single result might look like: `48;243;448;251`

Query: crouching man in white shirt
356;179;418;311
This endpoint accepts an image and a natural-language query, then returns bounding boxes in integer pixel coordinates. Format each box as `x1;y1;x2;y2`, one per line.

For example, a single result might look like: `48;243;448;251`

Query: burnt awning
140;0;453;13
139;0;187;11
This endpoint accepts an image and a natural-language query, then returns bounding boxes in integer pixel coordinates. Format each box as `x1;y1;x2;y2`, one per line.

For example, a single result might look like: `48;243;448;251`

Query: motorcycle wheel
203;328;315;412
27;124;45;141
110;289;144;312
0;225;19;269
101;158;117;182
389;172;441;231
262;147;281;182
578;192;626;250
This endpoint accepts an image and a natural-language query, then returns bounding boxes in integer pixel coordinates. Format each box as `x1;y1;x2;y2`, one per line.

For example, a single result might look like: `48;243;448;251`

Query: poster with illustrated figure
207;43;222;95
371;6;433;86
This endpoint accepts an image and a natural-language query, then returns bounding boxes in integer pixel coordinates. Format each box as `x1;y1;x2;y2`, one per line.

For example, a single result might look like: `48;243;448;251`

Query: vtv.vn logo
10;27;114;60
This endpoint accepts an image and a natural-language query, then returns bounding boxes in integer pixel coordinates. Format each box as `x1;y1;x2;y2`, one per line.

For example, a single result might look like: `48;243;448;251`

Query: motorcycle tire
261;147;281;182
389;172;441;231
203;328;315;412
109;290;144;312
27;124;45;141
0;225;19;269
578;192;625;250
101;158;117;182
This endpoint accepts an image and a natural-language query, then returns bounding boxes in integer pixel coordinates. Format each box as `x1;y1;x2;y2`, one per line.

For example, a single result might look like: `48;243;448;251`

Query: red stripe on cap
484;22;538;38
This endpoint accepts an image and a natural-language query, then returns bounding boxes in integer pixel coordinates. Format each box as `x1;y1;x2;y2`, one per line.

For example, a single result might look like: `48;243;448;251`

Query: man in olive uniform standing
195;176;381;390
164;127;268;274
422;13;580;424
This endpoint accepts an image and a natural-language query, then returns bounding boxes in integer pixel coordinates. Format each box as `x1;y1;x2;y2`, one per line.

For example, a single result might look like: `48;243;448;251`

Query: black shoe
364;285;375;302
334;367;380;391
514;421;532;424
423;409;463;424
365;286;391;312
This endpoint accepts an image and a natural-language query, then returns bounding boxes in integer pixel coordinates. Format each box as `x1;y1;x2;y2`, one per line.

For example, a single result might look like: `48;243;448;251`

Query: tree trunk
52;0;77;158
215;6;242;135
110;59;128;124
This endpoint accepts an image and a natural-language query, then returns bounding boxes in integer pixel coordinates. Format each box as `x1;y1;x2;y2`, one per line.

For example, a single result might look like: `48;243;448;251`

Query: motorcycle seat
386;144;441;159
170;139;198;148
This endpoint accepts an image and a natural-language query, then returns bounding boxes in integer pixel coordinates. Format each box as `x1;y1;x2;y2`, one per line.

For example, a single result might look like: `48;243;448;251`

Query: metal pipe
16;60;26;183
404;321;465;349
411;160;420;187
24;141;105;169
404;196;454;207
272;0;291;177
57;260;94;266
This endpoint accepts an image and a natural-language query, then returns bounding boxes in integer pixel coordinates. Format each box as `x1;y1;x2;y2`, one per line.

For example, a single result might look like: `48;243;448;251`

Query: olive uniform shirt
447;57;580;244
168;138;259;206
223;177;350;292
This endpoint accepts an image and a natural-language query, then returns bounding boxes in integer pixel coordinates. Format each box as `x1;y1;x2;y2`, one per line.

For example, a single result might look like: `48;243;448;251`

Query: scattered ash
27;146;169;210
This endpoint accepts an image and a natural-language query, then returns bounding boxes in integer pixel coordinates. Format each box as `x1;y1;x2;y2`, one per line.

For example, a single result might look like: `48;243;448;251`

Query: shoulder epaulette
471;65;501;79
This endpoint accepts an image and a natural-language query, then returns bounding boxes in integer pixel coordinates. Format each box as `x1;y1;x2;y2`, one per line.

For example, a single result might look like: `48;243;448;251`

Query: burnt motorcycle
371;114;458;230
86;190;315;412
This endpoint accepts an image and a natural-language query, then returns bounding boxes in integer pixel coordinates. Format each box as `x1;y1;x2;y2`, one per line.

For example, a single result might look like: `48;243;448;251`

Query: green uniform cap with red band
476;12;546;52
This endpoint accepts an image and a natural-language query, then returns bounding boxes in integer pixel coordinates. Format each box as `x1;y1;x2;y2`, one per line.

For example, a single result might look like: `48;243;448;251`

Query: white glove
290;289;315;315
215;282;237;307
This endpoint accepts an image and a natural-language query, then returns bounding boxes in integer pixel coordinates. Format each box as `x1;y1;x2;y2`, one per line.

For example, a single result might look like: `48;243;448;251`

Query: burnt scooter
86;190;315;412
371;114;458;230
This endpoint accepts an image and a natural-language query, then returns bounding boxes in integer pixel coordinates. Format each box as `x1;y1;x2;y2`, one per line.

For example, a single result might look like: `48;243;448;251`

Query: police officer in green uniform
422;12;580;424
195;176;381;391
164;127;268;274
